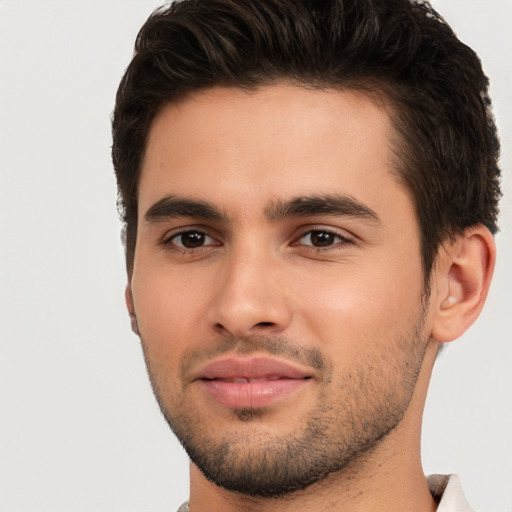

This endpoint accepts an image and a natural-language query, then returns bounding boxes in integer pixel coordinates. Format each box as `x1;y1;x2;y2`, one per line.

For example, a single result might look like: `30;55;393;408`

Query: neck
188;341;439;512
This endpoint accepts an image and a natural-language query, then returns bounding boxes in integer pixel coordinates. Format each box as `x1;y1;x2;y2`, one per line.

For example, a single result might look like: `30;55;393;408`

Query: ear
125;284;140;336
430;225;496;343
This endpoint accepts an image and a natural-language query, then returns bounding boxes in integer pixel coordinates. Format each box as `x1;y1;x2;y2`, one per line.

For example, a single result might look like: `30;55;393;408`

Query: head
111;0;501;500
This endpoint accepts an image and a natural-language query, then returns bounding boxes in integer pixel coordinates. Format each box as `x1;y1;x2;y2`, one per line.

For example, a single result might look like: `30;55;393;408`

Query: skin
127;84;495;512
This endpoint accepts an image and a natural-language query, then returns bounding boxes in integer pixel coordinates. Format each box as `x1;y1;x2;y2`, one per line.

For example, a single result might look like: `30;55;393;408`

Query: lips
217;376;281;383
194;357;313;409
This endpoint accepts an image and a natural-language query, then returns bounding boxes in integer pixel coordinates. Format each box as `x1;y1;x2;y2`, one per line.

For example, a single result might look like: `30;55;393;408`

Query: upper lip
193;356;313;381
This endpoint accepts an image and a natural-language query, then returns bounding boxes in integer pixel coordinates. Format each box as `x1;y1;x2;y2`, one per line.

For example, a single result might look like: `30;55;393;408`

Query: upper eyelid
299;227;352;238
293;225;356;241
294;230;354;247
169;230;215;241
161;225;219;242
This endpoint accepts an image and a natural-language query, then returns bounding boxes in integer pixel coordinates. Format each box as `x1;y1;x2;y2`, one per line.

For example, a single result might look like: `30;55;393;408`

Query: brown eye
170;231;213;249
298;230;350;248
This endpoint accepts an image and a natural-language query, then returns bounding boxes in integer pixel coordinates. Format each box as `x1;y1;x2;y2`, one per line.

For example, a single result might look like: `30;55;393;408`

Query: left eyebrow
265;194;380;224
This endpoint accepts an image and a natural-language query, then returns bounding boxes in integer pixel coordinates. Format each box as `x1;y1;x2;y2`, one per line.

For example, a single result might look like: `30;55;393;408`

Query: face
130;85;431;497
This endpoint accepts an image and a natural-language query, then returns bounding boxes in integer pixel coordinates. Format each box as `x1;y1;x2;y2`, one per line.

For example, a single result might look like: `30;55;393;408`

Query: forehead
139;84;407;222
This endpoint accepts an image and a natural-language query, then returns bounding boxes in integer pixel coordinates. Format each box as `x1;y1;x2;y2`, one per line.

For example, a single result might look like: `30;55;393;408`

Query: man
111;0;501;510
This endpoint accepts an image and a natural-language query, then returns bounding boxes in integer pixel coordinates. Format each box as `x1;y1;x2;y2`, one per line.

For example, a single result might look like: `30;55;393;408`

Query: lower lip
200;378;310;408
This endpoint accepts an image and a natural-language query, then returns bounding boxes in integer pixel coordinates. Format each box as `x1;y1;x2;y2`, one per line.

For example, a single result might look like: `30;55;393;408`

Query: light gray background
0;1;510;511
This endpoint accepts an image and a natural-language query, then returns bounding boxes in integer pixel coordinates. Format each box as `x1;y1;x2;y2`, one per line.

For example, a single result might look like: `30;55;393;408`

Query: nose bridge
208;238;292;336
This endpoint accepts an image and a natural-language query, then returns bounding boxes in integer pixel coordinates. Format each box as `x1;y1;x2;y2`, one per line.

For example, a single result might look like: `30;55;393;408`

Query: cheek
131;265;210;356
294;254;424;350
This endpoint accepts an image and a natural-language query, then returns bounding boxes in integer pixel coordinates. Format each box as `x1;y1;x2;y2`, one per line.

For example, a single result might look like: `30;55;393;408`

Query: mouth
212;376;285;383
194;356;313;409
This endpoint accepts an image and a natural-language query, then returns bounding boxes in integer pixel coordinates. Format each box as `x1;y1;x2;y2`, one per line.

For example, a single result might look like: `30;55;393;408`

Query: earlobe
125;284;140;336
431;225;495;343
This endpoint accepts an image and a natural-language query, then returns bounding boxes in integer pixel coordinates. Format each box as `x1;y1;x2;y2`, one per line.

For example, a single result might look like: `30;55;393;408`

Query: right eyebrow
144;195;226;224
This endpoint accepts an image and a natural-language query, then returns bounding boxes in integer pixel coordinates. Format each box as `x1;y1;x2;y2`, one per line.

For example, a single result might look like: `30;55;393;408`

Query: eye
297;230;352;248
168;230;217;249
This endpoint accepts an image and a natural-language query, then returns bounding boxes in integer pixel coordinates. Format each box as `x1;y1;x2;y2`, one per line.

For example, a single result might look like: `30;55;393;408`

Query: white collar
428;474;475;512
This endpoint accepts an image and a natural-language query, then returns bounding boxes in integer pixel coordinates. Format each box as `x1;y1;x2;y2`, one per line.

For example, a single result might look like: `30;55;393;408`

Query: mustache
179;335;329;381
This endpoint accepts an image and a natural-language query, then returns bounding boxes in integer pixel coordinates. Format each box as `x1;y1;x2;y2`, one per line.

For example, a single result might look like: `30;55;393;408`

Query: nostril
213;320;277;337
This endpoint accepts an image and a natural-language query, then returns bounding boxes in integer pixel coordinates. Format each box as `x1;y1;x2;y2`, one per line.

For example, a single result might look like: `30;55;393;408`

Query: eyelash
293;229;354;251
162;229;219;253
161;227;354;253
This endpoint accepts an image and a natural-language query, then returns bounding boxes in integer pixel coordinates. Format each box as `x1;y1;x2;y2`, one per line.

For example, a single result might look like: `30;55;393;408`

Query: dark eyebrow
265;194;380;223
144;195;226;223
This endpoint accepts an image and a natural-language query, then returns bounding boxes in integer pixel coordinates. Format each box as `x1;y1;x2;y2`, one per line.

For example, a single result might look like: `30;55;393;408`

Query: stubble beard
141;306;429;499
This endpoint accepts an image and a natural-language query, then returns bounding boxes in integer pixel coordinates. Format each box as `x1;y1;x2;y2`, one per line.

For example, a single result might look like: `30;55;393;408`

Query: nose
207;246;293;338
